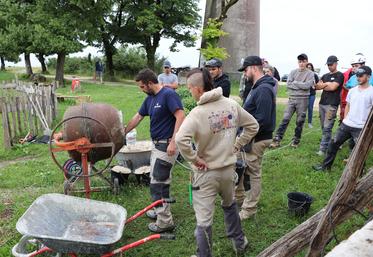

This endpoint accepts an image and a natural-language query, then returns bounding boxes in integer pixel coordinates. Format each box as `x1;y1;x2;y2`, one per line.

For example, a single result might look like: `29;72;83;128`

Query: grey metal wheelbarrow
12;193;175;256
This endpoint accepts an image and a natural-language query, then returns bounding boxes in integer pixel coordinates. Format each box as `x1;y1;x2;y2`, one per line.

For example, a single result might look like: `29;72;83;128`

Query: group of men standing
124;56;276;256
123;52;372;256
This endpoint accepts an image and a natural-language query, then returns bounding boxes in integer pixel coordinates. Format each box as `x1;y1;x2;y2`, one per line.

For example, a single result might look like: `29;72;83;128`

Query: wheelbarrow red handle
101;233;175;257
125;198;175;224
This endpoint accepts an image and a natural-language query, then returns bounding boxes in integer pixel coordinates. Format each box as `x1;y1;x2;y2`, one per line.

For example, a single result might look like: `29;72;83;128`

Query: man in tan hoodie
176;68;259;257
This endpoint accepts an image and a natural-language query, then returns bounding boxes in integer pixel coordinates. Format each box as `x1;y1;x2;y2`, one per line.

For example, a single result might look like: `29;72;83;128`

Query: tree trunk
55;52;65;86
24;53;33;76
0;56;5;70
103;38;115;80
257;167;373;257
37;53;47;73
307;109;373;257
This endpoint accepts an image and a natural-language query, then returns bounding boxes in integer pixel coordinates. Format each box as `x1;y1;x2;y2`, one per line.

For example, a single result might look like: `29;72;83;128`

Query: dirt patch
0;207;13;220
0;155;37;169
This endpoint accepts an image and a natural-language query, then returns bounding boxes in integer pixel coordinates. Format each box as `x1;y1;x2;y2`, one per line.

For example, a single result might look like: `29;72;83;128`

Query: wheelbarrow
12;194;175;256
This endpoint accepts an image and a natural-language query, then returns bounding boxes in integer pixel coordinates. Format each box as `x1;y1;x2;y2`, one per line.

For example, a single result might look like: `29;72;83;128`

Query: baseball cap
205;58;223;68
326;55;338;65
355;66;372;77
297;53;308;61
237;56;262;72
163;60;171;68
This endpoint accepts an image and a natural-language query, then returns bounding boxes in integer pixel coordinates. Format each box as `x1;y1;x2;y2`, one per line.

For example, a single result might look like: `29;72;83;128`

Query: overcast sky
8;0;373;76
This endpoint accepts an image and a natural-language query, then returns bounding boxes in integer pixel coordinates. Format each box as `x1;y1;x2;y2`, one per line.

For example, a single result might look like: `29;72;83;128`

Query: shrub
177;86;196;114
113;45;167;78
47;56;93;75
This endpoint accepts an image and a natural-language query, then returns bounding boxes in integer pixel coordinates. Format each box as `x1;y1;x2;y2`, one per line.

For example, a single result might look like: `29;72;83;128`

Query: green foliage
201;19;229;60
200;43;230;61
120;0;201;68
47;56;93;75
177;86;196;114
113;45;167;77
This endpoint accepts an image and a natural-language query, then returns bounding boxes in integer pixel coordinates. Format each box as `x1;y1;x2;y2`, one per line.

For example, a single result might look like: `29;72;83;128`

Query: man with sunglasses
125;68;185;232
313;66;373;171
314;56;344;156
205;58;231;97
158;60;179;89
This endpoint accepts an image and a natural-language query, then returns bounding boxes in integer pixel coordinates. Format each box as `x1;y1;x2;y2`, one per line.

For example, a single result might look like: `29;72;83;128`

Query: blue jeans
322;123;361;168
308;94;316;124
319;104;338;152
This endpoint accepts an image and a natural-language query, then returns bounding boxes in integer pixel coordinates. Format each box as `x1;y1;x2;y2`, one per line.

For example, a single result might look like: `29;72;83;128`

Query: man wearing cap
125;68;185;232
270;53;314;148
158;60;179;89
205;58;231;97
236;56;276;220
314;56;344;156
313;66;373;171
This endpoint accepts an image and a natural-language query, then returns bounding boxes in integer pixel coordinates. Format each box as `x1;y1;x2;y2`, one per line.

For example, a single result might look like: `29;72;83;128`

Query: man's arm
125;113;144;134
322;82;340;91
234;105;259;151
291;72;314;90
344;102;350;118
167;109;185;156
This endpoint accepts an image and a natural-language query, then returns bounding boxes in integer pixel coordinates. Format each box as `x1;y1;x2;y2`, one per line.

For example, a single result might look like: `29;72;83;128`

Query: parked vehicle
281;74;288;82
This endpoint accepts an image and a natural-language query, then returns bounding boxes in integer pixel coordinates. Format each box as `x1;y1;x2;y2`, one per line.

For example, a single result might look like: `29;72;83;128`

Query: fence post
1;97;12;148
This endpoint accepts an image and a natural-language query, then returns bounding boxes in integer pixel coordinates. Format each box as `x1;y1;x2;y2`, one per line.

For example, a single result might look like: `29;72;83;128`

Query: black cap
205;58;223;67
297;53;308;61
355;66;372;77
237;56;262;72
326;55;339;65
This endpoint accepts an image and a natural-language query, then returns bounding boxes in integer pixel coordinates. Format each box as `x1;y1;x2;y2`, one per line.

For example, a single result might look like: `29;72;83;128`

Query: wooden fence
0;81;58;148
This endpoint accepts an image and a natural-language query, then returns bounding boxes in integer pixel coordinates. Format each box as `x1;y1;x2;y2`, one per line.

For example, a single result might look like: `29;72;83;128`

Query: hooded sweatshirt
243;74;276;142
213;73;231;97
286;68;314;98
176;87;259;170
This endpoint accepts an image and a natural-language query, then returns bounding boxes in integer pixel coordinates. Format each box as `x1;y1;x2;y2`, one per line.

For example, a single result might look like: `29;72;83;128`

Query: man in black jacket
235;56;276;220
205;58;231;97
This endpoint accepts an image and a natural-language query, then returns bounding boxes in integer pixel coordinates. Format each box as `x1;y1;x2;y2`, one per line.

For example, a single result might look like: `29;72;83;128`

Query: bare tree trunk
24;53;33;76
55;52;65;86
306;109;373;257
37;53;47;73
258;168;373;257
0;56;5;70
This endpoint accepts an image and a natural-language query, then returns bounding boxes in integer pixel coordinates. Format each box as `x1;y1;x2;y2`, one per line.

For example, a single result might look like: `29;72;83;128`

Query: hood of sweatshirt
197;87;223;105
253;74;276;89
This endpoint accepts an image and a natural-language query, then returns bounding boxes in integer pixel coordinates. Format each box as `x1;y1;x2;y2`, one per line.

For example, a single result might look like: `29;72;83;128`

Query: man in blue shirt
125;68;185;233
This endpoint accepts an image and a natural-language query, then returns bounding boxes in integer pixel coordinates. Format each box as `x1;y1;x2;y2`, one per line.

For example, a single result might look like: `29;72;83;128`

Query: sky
6;0;373;76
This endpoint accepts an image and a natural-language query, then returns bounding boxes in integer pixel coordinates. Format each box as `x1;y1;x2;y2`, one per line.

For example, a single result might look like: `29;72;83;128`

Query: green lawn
0;74;372;257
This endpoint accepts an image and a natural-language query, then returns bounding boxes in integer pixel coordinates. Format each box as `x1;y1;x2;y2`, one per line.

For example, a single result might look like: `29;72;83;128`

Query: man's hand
194;156;208;171
167;140;177;156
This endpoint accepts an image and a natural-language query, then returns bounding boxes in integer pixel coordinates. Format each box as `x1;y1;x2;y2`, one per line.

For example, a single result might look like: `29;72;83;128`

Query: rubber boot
194;225;213;257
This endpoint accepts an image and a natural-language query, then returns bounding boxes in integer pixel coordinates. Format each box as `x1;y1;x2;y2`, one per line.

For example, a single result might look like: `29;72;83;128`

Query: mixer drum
62;103;124;163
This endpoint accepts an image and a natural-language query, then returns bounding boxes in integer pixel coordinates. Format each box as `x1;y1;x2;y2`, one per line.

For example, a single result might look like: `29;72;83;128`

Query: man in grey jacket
270;53;314;148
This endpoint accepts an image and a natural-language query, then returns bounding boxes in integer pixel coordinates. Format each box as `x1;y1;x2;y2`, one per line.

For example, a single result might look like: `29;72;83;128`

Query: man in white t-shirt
158;60;179;89
313;66;373;171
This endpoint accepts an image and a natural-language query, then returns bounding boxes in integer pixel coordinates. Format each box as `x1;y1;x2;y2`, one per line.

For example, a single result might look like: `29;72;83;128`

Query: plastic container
126;129;137;145
287;192;313;217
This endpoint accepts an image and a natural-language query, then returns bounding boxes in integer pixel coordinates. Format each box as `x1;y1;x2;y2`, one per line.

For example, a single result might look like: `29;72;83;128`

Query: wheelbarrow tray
16;193;127;254
115;141;152;170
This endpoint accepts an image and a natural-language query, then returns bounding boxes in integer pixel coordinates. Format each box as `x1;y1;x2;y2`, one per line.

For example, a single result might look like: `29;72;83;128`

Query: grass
0;71;372;256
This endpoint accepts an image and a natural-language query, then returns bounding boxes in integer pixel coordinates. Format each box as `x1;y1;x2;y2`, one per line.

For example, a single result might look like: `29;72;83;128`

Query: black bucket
287;192;313;216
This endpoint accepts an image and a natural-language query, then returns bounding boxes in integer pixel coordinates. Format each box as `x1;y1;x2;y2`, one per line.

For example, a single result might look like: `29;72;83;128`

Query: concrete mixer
49;103;124;198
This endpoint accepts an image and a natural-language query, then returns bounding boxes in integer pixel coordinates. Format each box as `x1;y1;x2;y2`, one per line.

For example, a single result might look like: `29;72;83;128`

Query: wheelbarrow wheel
113;177;120;195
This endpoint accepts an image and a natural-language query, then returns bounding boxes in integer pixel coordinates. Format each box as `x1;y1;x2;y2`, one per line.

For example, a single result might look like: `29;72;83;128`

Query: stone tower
204;0;260;79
